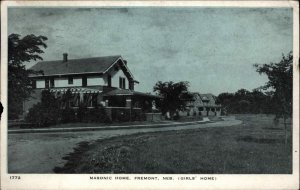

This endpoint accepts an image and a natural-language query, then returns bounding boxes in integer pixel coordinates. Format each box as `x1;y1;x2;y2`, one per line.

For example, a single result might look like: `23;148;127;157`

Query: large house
24;54;161;120
180;92;222;117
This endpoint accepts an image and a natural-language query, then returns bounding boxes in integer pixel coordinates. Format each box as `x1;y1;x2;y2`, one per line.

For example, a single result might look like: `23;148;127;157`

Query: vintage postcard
1;1;299;190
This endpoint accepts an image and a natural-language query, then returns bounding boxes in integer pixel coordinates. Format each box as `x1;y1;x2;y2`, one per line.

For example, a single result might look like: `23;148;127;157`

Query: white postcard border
1;1;299;190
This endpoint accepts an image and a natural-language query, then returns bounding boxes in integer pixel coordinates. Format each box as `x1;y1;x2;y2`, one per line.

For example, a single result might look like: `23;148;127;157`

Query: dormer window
68;77;73;85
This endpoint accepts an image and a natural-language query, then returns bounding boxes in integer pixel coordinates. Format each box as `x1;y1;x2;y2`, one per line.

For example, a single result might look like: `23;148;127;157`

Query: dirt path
8;116;241;173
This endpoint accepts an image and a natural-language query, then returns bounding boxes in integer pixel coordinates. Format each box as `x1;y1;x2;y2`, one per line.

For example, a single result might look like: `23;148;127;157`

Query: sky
8;7;293;95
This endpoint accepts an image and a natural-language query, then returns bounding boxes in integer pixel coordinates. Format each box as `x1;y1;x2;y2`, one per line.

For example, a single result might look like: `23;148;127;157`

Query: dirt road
8;116;241;173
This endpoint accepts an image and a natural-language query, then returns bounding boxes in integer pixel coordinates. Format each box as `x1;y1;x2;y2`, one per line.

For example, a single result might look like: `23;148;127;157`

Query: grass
54;114;292;174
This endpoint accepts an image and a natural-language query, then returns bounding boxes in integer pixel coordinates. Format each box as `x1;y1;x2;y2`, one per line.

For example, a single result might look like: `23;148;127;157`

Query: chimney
63;53;68;62
123;60;127;65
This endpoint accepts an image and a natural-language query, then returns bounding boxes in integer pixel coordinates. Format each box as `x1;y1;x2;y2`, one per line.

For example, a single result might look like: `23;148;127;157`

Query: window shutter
123;78;125;89
32;80;36;89
108;75;111;87
119;77;122;88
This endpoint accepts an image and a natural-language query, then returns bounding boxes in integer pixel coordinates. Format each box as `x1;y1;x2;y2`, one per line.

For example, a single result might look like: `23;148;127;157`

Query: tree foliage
216;89;273;114
217;52;293;118
153;81;193;116
254;52;293;119
8;34;48;119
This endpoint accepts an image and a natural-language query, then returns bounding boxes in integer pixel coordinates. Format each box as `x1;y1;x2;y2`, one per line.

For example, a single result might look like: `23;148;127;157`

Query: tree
250;89;271;114
254;52;293;144
216;89;272;114
8;34;47;119
153;81;193;119
215;92;234;115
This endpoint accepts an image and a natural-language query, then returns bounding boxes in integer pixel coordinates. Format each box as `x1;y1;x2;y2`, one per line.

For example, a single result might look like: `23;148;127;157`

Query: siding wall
87;76;106;86
110;68;128;89
36;79;45;88
54;77;82;87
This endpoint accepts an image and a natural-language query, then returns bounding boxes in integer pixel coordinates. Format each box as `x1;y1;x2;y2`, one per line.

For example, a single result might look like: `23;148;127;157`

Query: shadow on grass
236;136;284;144
53;141;90;173
262;127;283;131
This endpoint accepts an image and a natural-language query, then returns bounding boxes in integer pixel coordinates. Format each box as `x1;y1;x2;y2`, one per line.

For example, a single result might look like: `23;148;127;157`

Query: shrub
25;102;60;127
76;105;87;122
115;109;131;122
78;105;111;123
25;90;68;126
25;90;112;126
173;112;180;120
111;108;144;122
61;107;76;123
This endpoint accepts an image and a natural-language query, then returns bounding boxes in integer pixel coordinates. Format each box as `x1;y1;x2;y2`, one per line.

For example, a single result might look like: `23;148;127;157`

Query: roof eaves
28;71;104;78
119;56;135;81
102;56;122;75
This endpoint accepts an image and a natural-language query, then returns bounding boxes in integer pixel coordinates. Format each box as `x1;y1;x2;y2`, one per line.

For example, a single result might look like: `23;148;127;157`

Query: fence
104;107;144;122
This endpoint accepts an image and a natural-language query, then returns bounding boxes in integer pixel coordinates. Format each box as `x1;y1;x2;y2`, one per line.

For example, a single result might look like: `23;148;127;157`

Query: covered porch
103;89;162;121
47;87;162;122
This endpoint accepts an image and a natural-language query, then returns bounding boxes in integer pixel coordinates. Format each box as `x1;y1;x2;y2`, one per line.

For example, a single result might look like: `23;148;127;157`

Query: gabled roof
187;92;221;107
199;93;216;101
29;55;135;81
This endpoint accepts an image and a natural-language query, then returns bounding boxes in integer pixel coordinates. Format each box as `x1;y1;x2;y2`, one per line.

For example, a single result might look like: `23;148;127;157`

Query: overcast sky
8;7;293;94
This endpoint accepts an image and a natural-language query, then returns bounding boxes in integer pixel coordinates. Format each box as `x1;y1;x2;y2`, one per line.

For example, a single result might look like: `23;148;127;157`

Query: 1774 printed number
10;176;21;180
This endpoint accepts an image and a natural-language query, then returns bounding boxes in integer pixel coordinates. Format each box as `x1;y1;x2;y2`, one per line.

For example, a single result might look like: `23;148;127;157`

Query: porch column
105;99;109;107
151;100;156;110
79;92;84;104
126;97;132;108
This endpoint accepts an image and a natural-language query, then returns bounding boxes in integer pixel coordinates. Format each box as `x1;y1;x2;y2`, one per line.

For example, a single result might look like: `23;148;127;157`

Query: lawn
54;114;293;174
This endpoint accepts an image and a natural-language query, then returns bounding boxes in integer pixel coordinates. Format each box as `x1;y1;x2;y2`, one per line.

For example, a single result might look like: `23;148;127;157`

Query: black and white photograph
1;1;299;190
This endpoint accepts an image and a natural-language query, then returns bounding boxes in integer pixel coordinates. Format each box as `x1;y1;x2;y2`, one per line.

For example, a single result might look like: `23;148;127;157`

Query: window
83;94;98;107
119;77;126;89
82;76;87;87
50;78;55;88
198;107;204;111
71;94;80;107
68;77;73;85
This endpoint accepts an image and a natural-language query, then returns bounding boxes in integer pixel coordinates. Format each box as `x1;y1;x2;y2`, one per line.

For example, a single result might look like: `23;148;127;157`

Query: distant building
24;54;161;120
181;93;222;117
